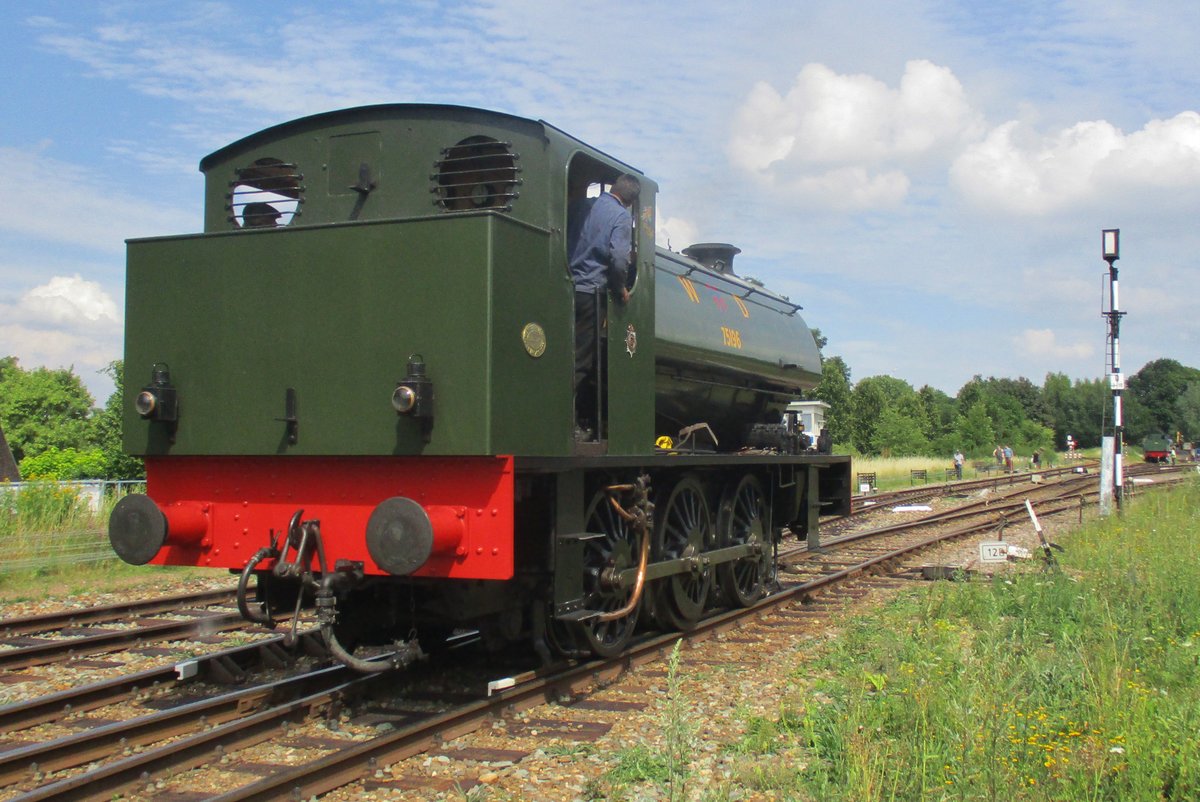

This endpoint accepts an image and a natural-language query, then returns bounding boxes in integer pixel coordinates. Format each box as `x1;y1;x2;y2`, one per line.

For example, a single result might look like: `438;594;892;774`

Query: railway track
0;465;1190;800
847;461;1099;515
1;589;238;639
0;588;291;672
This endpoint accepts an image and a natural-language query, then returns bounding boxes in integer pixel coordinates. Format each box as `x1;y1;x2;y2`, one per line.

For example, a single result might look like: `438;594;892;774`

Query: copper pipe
595;516;650;623
608;495;637;521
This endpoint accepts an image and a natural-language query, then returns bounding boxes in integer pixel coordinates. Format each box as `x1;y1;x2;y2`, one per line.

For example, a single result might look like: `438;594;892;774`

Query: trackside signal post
1102;229;1124;513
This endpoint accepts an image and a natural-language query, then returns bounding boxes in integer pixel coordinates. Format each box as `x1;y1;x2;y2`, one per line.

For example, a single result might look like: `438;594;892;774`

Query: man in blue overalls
567;174;640;441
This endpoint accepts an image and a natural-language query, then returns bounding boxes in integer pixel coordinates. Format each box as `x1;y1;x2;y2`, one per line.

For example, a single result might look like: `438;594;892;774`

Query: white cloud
35;11;467;121
0;321;118;405
792;167;911;211
952;112;1200;214
728;60;981;210
21;275;118;327
1;276;122;404
0;145;194;252
1014;329;1094;360
0;323;117;371
656;215;699;251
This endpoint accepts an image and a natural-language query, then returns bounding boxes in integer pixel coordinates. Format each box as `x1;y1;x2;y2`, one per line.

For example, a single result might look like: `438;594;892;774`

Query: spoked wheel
653;475;714;631
716;474;770;607
575;487;643;657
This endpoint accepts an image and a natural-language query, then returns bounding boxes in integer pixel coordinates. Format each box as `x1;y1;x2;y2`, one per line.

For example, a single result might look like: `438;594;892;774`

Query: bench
910;469;928;485
974;462;998;476
856;472;877;493
945;468;958;481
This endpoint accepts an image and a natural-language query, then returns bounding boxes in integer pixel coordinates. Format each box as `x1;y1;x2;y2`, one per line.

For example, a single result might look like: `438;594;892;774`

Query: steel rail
7;672;391;802
849;462;1099;513
0;612;252;671
1;588;238;638
0;659;355;787
0;631;321;734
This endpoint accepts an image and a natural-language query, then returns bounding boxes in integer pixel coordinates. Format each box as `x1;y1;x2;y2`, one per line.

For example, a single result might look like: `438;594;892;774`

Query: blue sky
2;1;1198;404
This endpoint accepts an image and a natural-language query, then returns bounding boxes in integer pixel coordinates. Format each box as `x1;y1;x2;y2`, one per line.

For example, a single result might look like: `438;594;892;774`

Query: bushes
18;447;108;480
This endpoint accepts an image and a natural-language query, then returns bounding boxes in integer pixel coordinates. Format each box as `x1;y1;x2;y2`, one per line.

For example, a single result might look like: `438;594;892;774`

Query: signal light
135;391;158;417
1102;229;1119;262
392;355;434;443
392;355;433;419
391;385;417;413
136;363;178;423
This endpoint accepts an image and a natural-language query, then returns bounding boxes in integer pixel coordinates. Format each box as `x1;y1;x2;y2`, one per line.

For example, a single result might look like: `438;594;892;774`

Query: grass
0;561;214;604
722;475;1200;800
0;480;99;534
0;479;211;601
852;452;1080;492
586;639;698;801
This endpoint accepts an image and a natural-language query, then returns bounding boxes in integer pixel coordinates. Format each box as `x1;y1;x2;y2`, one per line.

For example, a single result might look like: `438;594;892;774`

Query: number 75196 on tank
108;104;852;671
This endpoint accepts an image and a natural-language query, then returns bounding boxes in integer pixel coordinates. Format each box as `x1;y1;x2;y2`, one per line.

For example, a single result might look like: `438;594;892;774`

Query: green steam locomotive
109;104;850;670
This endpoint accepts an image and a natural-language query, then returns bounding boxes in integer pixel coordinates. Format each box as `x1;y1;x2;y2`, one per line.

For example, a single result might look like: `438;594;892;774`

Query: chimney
682;243;742;275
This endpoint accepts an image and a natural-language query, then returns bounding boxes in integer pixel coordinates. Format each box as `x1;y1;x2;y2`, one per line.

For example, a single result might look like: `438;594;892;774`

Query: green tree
814;355;852;446
1041;371;1072;445
990;376;1046;426
1122;392;1156;443
851;375;921;455
0;358;96;462
1061;377;1109;449
810;327;828;355
93;361;145;479
954;401;996;457
873;406;928;456
917;386;956;437
1128;358;1200;437
955;375;1030;445
1042;372;1110;449
918;385;958;457
1176;382;1200;442
1017;419;1055;454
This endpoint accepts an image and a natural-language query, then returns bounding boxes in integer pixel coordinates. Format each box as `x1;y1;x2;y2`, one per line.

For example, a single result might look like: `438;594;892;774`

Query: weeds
718;477;1200;800
594;639;697;800
0;480;144;581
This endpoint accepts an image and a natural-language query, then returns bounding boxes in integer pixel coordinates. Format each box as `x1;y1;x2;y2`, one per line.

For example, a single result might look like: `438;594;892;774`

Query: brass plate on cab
522;322;546;358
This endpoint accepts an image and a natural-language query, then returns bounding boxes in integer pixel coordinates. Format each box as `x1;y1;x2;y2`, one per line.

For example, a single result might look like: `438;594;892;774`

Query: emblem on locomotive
521;322;546;358
625;323;637;357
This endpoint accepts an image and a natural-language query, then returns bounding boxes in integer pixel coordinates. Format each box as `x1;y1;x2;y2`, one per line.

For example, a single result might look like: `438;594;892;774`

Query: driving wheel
716;474;770;607
574;486;642;657
653;475;714;631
